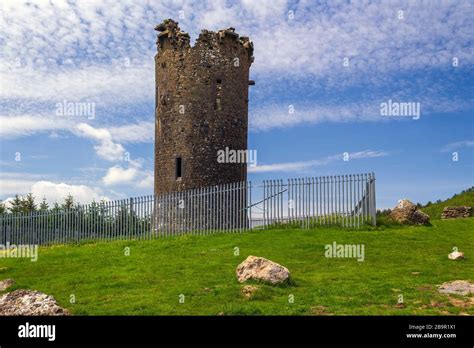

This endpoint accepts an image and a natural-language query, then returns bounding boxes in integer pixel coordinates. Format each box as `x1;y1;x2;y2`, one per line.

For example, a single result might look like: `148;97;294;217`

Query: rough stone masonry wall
154;19;254;195
441;206;472;219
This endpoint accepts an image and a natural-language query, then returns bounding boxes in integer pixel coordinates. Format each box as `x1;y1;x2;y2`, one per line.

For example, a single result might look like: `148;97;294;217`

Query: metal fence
0;173;375;245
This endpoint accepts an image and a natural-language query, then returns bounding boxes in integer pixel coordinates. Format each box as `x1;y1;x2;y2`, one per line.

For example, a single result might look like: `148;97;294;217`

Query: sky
0;0;473;209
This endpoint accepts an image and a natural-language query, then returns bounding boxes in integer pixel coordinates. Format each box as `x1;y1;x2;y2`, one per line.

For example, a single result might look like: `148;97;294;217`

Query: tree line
0;193;151;240
0;193;78;215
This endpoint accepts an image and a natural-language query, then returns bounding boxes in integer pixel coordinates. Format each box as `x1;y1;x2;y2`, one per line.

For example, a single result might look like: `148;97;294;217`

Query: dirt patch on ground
438;280;474;296
447;296;474;308
310;305;332;315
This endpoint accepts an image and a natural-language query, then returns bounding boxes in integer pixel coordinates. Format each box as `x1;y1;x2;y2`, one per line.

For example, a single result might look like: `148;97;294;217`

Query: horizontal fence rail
0;173;375;245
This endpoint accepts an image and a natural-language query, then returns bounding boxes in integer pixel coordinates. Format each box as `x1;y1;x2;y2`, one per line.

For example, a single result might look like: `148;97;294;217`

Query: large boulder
236;256;290;285
0;289;70;316
389;199;430;225
441;206;472;219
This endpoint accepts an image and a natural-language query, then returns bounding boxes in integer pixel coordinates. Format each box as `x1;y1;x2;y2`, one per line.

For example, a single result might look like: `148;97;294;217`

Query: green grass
421;188;474;219
0;218;473;315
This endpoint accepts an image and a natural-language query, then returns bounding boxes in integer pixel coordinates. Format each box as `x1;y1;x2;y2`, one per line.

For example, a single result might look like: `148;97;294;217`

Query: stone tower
154;19;254;196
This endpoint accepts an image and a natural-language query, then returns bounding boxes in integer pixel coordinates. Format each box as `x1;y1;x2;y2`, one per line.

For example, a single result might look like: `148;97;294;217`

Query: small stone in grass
0;279;14;291
241;285;258;298
448;251;465;260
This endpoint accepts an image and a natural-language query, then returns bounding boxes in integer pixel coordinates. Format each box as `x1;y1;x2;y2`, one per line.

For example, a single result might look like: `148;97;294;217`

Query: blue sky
0;0;473;209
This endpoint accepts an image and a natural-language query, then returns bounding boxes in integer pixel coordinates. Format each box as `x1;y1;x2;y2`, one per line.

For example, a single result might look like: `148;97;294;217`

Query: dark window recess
214;79;222;110
175;157;183;179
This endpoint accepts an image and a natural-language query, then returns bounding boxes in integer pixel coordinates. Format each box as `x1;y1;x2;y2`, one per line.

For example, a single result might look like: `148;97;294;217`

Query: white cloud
0;115;73;139
102;160;154;189
249;150;387;173
136;171;154;189
0;175;38;197
250;1;474;79
0;0;471;143
109;121;154;143
1;0;472;107
441;140;474;152
75;123;126;161
0;173;109;205
0;64;154;105
30;181;109;204
250;103;378;131
94;140;126;162
0;114;153;147
102;165;139;186
249;92;472;131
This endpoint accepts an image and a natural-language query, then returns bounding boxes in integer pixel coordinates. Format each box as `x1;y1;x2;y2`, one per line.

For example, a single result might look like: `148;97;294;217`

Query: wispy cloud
0;115;73;139
109;121;154;143
1;1;472;114
441;140;474;152
74;123;127;162
249;150;387;173
249;93;471;131
250;103;377;131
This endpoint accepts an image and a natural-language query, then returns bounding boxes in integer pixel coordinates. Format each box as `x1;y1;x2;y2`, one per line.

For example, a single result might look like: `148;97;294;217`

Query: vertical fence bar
248;181;252;229
337;175;341;226
365;173;370;223
371;172;377;225
358;174;362;228
217;185;220;232
287;179;291;224
280;179;283;225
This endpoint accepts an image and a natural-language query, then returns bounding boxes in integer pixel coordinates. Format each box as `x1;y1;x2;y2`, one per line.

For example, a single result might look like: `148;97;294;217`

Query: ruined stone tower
154;19;254;195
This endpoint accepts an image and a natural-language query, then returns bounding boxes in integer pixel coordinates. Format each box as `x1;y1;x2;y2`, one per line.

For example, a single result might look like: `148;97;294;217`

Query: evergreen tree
39;197;49;211
62;194;74;210
10;195;23;214
21;193;37;213
52;202;61;212
0;200;6;214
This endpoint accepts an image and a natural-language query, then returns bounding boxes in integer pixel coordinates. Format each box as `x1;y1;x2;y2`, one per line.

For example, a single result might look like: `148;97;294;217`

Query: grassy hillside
0;218;473;315
422;187;474;219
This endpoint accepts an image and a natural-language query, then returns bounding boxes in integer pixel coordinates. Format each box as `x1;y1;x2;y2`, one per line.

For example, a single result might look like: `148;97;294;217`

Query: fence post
371;172;377;225
248;181;252;230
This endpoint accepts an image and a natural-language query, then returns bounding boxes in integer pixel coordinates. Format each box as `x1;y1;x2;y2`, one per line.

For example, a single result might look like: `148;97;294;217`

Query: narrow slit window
214;79;222;110
175;157;182;179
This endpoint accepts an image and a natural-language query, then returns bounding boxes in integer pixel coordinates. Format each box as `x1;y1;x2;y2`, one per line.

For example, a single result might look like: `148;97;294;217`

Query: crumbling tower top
154;19;254;61
154;19;190;50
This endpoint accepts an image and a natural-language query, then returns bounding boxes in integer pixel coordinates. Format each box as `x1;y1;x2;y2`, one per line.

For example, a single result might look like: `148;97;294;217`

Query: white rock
448;251;465;260
236;256;290;285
